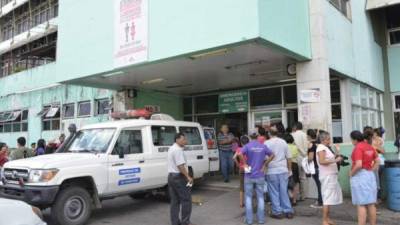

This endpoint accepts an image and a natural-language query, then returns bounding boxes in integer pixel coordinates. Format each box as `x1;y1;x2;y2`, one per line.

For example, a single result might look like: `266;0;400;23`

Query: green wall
0;85;113;148
326;0;385;91
55;0;311;83
133;90;183;121
258;0;311;60
388;46;400;93
0;63;57;97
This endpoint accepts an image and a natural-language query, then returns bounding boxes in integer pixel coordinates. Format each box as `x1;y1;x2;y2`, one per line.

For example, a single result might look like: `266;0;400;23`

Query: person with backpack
9;137;35;160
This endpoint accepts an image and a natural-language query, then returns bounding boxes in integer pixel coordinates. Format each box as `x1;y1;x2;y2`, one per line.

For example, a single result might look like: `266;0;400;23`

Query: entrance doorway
197;113;247;138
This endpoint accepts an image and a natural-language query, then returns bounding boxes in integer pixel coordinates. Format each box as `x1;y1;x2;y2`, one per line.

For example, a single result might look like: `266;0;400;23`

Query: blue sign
118;178;141;186
119;167;141;175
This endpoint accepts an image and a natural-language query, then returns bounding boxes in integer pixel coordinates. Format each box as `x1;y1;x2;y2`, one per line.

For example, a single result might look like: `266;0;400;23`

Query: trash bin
385;160;400;212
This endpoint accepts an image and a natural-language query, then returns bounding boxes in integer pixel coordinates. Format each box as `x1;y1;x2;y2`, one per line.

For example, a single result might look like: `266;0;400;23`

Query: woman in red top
349;130;379;225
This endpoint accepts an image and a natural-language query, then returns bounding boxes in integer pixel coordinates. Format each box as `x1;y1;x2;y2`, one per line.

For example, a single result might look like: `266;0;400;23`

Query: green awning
366;0;400;10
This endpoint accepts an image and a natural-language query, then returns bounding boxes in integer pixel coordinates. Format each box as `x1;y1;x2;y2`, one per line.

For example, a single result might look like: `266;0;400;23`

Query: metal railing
0;0;58;42
1;56;54;77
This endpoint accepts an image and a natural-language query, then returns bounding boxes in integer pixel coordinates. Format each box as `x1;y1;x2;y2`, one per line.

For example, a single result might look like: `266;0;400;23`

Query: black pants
168;173;192;225
312;170;323;205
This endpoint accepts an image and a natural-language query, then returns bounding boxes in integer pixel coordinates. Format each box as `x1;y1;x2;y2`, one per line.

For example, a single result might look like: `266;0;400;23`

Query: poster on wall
300;89;321;103
114;0;148;68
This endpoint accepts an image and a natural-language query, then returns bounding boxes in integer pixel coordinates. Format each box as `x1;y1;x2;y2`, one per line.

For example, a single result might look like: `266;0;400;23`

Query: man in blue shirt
240;130;274;225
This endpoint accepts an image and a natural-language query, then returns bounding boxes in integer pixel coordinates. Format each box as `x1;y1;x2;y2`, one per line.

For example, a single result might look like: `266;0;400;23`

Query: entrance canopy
67;42;297;95
366;0;400;10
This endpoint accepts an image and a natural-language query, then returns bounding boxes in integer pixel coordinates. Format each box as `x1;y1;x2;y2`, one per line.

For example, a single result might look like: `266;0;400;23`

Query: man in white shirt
265;127;294;219
291;122;308;200
168;133;194;225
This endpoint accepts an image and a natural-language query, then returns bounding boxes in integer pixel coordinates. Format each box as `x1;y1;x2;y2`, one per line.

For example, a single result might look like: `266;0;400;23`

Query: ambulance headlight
28;169;59;183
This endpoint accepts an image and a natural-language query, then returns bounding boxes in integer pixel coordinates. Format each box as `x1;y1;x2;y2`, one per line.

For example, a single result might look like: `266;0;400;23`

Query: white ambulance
0;115;214;225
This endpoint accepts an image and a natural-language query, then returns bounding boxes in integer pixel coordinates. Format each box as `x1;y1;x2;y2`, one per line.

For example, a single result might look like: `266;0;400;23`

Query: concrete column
296;0;332;134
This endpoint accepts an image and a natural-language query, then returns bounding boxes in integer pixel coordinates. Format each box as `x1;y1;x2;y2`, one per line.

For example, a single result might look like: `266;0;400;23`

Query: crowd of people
215;122;391;225
0;133;66;168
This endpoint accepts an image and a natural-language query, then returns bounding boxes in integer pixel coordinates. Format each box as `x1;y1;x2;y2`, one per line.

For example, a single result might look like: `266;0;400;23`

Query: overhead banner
114;0;148;68
219;91;249;114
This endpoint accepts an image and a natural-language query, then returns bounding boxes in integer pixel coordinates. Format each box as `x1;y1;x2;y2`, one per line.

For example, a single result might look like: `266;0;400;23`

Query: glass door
251;111;283;130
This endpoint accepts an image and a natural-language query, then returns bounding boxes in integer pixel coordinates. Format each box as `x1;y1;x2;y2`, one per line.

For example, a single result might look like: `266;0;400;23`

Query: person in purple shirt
35;139;46;156
240;129;274;225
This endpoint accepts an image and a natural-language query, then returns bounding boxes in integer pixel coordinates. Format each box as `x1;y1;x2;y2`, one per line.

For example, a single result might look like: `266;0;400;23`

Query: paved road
43;184;399;225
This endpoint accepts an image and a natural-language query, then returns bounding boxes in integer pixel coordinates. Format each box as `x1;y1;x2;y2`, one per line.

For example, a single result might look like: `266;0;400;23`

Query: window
195;95;218;114
67;128;115;153
63;103;75;119
78;101;91;117
42;105;60;131
183;98;193;115
389;29;400;45
151;126;176;146
332;105;342;120
330;80;341;103
0;110;28;133
250;87;282;108
179;127;202;145
351;82;360;104
283;85;297;105
351;82;384;130
184;116;193;122
330;79;342;143
96;99;110;115
360;86;368;107
387;5;400;45
394;95;400;112
113;130;143;155
329;0;351;19
368;89;376;109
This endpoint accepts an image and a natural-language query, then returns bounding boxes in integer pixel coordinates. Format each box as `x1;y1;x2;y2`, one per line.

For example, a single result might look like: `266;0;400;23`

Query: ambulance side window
112;130;143;155
151;126;176;146
179;127;202;145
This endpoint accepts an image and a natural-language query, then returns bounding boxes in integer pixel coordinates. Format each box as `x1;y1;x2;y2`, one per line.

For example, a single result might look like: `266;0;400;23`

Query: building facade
0;0;399;147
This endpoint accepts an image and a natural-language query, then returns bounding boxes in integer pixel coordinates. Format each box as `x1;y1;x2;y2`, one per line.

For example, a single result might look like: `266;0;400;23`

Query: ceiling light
166;84;192;89
277;78;297;83
225;60;269;70
141;78;165;85
101;71;124;78
189;48;230;60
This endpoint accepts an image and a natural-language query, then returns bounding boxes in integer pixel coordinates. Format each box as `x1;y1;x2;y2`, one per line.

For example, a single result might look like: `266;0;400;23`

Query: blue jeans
244;177;265;225
266;173;293;215
219;151;233;181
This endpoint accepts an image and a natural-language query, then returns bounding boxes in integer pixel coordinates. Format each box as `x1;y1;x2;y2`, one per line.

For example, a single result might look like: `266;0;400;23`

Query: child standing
233;135;250;208
284;134;300;206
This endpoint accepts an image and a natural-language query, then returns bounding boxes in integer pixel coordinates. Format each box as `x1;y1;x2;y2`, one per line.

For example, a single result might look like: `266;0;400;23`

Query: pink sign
114;0;148;68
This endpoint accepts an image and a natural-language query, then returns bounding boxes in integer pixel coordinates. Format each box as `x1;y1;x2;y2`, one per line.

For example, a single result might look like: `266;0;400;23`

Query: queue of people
0;133;66;168
215;122;388;225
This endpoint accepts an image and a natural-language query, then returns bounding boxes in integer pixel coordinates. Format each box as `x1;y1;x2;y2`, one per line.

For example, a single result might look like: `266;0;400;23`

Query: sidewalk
194;175;399;225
